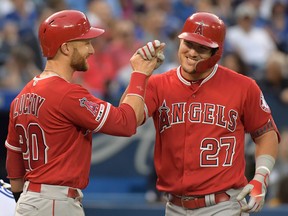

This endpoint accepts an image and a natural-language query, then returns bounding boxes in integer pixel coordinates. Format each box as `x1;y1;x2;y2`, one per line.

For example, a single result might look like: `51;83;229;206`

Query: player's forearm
10;178;24;202
120;87;145;125
254;130;278;158
122;95;144;126
121;72;148;126
10;178;24;193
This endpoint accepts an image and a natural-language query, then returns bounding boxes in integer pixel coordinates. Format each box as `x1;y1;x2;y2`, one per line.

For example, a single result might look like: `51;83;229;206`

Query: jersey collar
176;64;218;86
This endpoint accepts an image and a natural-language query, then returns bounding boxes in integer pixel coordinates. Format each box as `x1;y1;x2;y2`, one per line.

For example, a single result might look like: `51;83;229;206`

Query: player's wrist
255;155;275;173
127;72;149;100
253;154;275;187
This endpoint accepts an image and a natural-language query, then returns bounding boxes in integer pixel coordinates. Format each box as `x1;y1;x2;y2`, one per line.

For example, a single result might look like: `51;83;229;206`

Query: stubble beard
182;63;197;75
70;49;89;72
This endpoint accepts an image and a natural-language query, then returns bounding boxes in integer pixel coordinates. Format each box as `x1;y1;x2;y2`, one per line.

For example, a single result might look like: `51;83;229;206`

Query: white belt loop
204;194;216;206
23;181;30;193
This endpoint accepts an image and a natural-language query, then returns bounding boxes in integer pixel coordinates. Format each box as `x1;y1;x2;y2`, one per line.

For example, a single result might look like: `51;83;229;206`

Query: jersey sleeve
60;86;111;132
60;85;137;136
5;100;22;152
5;101;26;179
243;80;280;140
99;103;137;136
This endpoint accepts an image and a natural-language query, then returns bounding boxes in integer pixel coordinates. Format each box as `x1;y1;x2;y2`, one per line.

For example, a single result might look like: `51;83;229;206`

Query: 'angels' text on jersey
158;100;237;133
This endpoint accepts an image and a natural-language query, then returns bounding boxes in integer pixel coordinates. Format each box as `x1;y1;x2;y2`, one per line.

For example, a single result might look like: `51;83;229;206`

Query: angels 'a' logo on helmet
260;92;270;113
194;21;209;35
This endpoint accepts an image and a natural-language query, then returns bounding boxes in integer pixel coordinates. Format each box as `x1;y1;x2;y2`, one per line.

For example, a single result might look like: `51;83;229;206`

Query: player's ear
59;43;70;56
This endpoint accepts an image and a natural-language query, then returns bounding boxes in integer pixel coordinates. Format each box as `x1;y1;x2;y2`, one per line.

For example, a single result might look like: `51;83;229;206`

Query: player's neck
41;69;69;82
41;61;73;82
182;68;212;82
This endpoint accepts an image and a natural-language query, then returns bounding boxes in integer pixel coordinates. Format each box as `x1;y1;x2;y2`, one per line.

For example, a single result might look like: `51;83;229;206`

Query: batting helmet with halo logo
178;12;226;73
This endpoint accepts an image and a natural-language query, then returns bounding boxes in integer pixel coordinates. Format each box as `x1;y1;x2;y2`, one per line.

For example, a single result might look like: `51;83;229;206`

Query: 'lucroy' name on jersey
158;100;238;133
13;93;45;118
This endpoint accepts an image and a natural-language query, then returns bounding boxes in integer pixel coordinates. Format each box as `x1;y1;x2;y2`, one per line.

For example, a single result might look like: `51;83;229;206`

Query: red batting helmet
38;10;105;58
178;12;226;73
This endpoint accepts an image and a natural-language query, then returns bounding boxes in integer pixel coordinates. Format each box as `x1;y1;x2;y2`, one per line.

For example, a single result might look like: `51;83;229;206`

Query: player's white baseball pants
15;181;84;216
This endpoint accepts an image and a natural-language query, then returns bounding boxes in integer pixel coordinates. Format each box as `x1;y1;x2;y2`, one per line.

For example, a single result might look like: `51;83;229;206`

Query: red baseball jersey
144;65;279;195
5;74;137;189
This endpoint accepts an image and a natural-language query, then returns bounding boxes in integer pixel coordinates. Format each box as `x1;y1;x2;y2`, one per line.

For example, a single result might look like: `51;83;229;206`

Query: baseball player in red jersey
133;12;280;215
4;10;165;216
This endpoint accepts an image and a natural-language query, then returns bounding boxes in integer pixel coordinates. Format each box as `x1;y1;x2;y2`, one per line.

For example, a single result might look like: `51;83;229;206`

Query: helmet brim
71;27;105;41
178;32;218;48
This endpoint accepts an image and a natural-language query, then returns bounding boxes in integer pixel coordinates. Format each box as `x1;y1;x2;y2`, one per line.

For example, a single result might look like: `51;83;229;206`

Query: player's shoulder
39;76;89;95
12;76;90;106
217;65;255;85
149;67;177;81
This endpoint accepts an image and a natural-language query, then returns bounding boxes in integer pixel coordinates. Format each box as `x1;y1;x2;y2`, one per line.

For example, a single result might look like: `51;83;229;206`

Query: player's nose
88;42;95;55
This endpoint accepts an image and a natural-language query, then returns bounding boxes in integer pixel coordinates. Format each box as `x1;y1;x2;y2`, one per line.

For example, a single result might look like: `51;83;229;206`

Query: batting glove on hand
237;172;269;213
137;40;165;69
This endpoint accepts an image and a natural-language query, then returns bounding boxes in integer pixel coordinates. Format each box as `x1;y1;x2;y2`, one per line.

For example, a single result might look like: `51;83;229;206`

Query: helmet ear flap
196;47;222;73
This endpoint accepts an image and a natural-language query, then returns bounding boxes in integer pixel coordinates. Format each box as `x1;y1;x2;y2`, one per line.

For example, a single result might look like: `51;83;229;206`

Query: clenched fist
137;40;165;69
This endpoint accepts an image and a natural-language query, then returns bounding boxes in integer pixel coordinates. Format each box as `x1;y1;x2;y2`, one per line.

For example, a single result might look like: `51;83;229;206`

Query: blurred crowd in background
0;0;288;208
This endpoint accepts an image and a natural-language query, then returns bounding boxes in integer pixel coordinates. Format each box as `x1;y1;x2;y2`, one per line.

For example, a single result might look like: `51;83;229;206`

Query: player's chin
182;63;196;74
72;63;89;72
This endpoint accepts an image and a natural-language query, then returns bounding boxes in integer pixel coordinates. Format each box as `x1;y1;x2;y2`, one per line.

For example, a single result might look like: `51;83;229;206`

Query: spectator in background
194;0;216;13
72;34;115;99
172;0;196;25
265;0;288;54
107;19;142;72
86;0;115;41
65;0;87;11
221;51;248;76
213;0;234;26
137;7;168;43
86;0;105;27
226;2;276;80
106;0;135;20
259;51;288;106
258;51;288;130
43;0;68;11
1;0;43;70
268;130;288;206
0;21;19;66
242;0;270;27
0;44;41;90
273;175;288;206
105;19;144;104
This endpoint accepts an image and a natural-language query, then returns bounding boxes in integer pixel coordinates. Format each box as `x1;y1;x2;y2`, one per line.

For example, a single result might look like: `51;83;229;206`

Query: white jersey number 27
200;136;236;167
